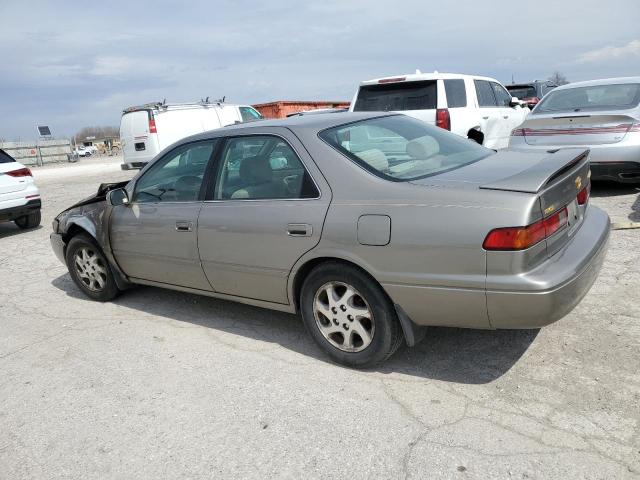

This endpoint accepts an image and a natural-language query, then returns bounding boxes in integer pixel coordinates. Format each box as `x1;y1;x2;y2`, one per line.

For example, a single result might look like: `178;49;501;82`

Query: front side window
474;80;497;107
319;115;493;182
444;79;467;108
133;141;216;203
535;83;640;113
491;82;513;107
353;81;437;112
239;106;263;122
215;136;318;200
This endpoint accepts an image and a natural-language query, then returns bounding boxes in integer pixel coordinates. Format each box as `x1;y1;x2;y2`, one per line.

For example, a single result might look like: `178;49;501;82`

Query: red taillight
577;183;590;205
5;167;32;177
511;128;525;136
436;108;450;131
148;118;157;133
483;207;568;251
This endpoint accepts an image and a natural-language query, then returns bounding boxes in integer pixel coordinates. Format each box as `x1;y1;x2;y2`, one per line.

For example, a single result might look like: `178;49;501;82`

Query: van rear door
120;110;160;166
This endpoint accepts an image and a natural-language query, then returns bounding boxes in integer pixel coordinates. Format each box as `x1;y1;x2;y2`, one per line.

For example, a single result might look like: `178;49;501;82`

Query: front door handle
482;116;489;120
287;223;312;237
503;115;509;119
175;221;193;232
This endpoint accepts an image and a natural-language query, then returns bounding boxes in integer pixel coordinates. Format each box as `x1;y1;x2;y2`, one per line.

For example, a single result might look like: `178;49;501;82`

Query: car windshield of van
507;85;537;99
535;83;640;113
319;115;493;182
353;81;437;112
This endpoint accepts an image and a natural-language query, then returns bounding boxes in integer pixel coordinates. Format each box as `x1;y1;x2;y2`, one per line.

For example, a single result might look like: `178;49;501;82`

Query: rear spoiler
480;149;590;194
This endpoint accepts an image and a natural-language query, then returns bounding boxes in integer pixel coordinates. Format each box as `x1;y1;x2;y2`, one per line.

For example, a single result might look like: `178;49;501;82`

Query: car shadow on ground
590;181;640;222
0;222;42;240
52;274;538;384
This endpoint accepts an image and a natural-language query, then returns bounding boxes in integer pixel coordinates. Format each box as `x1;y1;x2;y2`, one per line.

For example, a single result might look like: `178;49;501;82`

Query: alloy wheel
74;247;108;292
313;281;375;353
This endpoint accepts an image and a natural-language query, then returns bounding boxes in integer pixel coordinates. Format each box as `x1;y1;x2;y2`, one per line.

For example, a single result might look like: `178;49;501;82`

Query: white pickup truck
350;71;529;149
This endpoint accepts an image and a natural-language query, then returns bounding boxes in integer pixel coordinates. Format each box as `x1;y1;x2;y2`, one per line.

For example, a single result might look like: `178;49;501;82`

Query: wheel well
62;224;92;244
292;257;382;312
467;128;484;145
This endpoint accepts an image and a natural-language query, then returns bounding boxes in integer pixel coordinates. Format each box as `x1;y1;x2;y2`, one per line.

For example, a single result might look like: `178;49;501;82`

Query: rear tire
14;210;41;229
65;234;120;301
300;262;403;367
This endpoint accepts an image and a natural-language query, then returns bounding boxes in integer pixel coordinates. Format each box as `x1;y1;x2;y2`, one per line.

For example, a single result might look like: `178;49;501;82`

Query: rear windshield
319;115;493;182
535;83;640;113
353;81;437;112
0;149;16;163
507;85;537;99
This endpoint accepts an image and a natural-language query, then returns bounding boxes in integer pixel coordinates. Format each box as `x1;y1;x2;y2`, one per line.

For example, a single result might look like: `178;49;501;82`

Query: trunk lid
520;113;636;146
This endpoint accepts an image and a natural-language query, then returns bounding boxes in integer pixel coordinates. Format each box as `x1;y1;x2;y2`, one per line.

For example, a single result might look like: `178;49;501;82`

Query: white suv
350;71;529;149
0;149;41;229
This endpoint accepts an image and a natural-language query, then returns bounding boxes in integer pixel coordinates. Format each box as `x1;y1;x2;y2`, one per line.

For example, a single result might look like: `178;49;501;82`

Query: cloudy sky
1;0;638;139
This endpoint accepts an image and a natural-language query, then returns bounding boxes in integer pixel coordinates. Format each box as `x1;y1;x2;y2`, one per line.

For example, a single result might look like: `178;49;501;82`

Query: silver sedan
51;112;610;367
509;76;640;183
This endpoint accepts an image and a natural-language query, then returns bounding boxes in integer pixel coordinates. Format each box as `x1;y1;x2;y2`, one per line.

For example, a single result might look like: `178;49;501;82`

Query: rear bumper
590;161;640;183
50;233;66;264
486;205;610;328
0;199;41;223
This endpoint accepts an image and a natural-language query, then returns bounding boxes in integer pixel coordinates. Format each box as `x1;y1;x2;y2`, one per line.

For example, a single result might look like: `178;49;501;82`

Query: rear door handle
175;221;193;232
287;223;312;237
482;116;489;120
503;115;509;119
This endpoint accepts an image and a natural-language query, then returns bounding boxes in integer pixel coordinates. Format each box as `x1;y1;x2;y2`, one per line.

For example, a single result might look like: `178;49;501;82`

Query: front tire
14;210;41;229
300;262;403;367
65;234;119;301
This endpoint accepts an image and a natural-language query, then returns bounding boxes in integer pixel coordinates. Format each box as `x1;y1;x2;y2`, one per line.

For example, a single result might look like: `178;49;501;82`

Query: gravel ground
0;156;638;479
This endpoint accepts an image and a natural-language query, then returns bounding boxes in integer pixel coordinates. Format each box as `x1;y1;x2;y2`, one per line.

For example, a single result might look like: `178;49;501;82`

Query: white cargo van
119;101;263;169
350;72;528;149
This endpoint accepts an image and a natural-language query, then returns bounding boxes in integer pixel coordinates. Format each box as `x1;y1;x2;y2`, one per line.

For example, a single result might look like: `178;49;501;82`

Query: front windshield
535;83;640;113
319;115;493;182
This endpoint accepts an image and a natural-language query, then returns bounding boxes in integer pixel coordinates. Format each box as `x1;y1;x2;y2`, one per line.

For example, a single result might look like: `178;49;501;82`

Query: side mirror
509;96;523;108
107;187;129;206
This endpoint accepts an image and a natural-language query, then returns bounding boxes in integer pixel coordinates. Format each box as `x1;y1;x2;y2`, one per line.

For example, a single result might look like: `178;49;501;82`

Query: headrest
239;156;272;184
355;149;389;171
406;136;440;159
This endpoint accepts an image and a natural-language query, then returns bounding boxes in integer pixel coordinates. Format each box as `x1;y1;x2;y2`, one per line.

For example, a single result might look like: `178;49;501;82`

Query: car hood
410;148;589;194
58;180;129;214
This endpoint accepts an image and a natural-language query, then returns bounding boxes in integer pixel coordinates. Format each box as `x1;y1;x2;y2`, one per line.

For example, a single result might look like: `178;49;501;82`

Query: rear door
197;128;330;304
110;140;218;290
120;110;159;164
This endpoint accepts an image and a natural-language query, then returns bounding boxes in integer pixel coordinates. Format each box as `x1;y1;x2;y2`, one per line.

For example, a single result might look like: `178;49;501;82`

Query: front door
474;79;503;149
110;140;217;290
197;131;330;304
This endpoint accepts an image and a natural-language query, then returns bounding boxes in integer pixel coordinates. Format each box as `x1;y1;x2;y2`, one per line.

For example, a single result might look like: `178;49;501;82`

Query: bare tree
74;126;119;143
548;71;569;86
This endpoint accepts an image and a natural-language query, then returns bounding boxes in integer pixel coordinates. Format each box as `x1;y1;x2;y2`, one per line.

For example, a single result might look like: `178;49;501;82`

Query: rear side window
535;83;640;113
444;79;467;108
353;81;437;112
239;106;263;122
474;80;497;107
0;149;16;163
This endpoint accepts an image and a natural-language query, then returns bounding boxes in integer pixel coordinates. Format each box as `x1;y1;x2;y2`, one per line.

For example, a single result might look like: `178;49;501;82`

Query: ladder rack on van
122;98;228;114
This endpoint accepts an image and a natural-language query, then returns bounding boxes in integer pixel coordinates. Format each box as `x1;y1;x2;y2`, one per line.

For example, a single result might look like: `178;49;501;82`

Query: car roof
359;72;498;85
553;76;640;91
187;112;391;141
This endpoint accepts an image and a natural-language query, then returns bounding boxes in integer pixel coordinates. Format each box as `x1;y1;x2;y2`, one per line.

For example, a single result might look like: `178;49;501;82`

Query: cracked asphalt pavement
1;156;639;479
